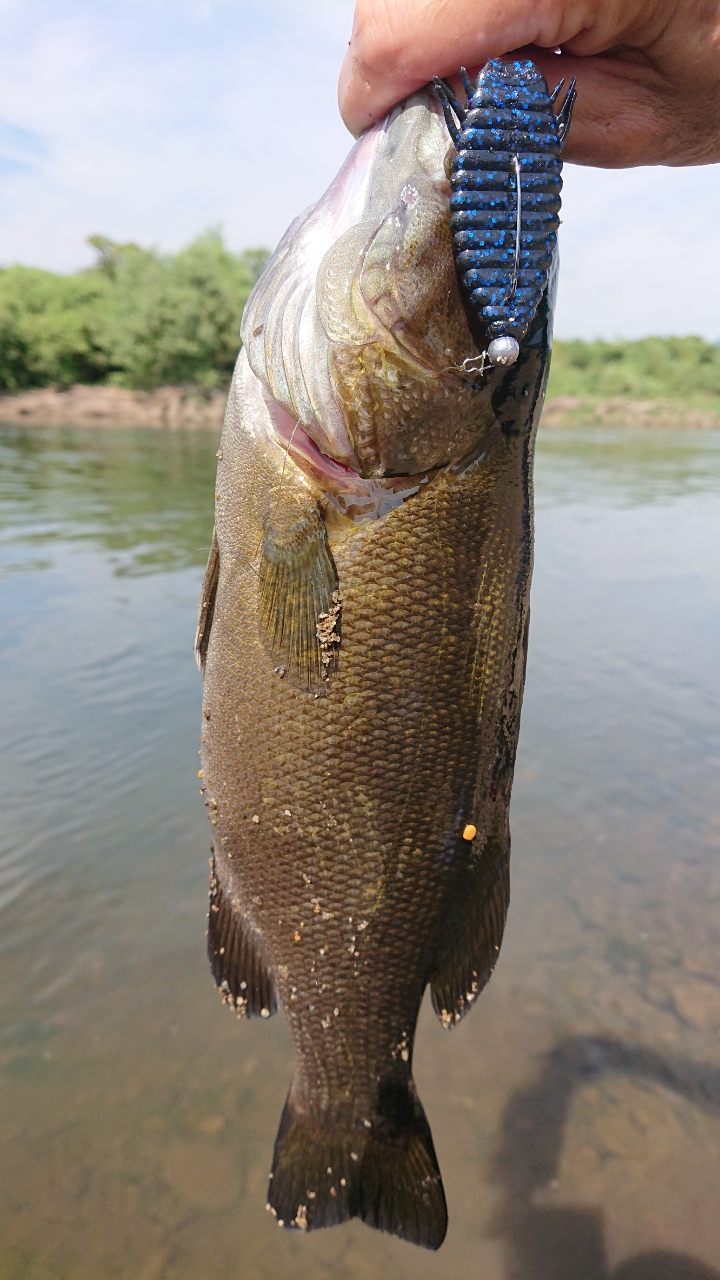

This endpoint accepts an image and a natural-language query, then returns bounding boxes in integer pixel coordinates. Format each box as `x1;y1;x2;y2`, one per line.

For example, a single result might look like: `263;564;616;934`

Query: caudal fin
266;1079;447;1250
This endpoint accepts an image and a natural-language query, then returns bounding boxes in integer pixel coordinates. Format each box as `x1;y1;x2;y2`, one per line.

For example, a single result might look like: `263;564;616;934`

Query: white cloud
0;0;355;267
556;164;720;341
0;2;718;340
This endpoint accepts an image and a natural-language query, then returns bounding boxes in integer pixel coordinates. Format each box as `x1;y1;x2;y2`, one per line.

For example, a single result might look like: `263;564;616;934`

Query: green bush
89;231;269;390
0;231;269;393
548;336;720;402
0;265;108;391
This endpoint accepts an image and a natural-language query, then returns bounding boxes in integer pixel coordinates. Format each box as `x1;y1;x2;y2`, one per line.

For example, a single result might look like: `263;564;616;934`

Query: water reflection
0;423;719;1278
0;424;216;575
535;427;720;507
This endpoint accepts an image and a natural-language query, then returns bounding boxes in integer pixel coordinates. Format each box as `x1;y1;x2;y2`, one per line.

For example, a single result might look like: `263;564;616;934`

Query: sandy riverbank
0;384;226;430
1;384;719;431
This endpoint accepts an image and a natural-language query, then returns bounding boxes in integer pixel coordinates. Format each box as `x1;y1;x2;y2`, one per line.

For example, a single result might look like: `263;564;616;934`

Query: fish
196;60;566;1251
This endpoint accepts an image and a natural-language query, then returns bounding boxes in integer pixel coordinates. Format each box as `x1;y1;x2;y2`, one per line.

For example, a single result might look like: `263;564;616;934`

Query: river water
1;423;719;1280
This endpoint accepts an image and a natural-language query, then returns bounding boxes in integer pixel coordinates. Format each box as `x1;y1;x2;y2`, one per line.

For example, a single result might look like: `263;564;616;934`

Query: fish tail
267;1079;447;1249
355;1077;448;1250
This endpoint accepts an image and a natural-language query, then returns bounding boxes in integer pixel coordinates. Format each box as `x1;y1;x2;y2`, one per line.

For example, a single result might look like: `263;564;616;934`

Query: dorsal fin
258;504;340;692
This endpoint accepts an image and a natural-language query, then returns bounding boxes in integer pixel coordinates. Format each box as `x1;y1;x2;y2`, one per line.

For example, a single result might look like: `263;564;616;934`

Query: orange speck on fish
198;770;204;778
462;824;476;841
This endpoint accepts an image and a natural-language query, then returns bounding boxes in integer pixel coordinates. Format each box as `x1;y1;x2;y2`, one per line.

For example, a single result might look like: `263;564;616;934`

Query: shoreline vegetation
1;232;719;430
2;385;719;432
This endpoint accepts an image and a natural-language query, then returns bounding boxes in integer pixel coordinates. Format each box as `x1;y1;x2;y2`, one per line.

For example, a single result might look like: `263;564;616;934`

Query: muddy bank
0;384;226;429
1;385;719;432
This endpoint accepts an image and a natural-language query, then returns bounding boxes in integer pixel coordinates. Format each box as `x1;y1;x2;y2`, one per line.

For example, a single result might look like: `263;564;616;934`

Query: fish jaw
242;88;509;480
240;123;383;472
232;351;436;525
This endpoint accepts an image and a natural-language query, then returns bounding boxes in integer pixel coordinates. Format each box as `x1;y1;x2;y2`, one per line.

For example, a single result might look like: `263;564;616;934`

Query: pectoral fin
195;527;219;674
258;504;340;691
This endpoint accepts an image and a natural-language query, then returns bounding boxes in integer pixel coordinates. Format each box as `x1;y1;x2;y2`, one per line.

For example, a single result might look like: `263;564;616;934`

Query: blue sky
1;0;719;340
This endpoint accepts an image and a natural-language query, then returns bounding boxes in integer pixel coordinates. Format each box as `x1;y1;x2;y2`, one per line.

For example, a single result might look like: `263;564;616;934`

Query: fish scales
198;67;565;1250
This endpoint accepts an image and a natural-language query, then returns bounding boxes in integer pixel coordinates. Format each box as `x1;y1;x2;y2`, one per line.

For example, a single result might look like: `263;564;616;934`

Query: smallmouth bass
197;63;566;1250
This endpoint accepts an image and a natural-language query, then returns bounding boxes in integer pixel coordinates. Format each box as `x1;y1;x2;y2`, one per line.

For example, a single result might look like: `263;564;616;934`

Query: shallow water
1;423;719;1280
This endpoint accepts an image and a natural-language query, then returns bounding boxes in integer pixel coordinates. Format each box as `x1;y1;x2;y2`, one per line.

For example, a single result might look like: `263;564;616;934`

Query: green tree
2;235;718;406
89;229;269;389
548;336;720;403
0;230;270;394
0;265;109;390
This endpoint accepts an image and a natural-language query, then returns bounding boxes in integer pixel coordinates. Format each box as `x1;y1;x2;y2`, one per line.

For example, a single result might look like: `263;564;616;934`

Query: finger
520;49;673;167
530;44;720;167
338;0;642;137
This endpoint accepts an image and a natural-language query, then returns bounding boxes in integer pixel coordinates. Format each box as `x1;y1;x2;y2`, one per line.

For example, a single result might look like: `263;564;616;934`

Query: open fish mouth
241;88;506;480
260;381;433;521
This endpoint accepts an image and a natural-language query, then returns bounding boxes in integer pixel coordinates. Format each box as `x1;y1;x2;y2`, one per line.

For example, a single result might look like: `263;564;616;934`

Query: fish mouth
242;88;506;481
262;381;431;523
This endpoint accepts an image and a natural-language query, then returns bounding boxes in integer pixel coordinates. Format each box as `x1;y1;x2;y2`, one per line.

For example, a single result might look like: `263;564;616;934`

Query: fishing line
509;156;521;303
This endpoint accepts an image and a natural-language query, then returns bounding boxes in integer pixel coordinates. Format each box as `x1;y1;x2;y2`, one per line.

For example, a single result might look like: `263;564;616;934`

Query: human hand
339;0;720;167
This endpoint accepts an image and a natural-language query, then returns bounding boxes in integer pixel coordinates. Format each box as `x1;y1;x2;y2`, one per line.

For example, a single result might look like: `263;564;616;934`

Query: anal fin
429;826;510;1028
208;854;278;1018
258;503;340;691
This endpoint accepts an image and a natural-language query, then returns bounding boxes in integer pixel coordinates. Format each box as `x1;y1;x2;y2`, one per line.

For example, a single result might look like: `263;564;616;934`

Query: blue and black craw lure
434;59;575;376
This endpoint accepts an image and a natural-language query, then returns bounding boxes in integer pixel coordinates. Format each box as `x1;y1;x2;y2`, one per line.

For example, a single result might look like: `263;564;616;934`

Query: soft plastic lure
434;59;575;374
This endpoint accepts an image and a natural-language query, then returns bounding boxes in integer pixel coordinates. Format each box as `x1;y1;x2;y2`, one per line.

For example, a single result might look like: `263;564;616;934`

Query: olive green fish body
198;82;558;1249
